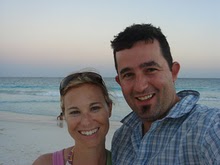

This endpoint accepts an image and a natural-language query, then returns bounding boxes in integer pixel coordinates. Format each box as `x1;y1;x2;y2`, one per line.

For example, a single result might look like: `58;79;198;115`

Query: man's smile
136;94;154;101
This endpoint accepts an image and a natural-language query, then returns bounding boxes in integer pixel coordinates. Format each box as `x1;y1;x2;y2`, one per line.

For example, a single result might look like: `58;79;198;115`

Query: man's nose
133;75;149;93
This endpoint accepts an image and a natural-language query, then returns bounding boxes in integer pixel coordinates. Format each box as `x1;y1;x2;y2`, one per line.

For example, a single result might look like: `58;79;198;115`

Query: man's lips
136;94;154;101
79;128;99;136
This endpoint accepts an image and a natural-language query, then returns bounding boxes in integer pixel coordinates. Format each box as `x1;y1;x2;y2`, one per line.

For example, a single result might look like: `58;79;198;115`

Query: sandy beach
0;111;122;165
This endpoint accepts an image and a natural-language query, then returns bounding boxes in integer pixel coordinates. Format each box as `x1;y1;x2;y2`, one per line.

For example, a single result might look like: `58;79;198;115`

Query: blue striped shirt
112;90;220;165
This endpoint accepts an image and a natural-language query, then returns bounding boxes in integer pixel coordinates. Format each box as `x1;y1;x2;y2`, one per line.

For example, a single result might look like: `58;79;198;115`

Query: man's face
115;40;180;130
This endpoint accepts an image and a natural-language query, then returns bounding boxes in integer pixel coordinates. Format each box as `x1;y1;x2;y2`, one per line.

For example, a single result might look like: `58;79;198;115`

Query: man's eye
147;68;157;72
122;73;134;79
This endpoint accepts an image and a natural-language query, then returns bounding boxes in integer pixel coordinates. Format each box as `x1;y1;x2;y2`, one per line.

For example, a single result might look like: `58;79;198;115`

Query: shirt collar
121;90;200;127
166;90;200;118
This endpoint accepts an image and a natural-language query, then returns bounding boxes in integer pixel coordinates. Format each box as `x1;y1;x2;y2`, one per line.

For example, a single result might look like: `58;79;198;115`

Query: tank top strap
52;149;65;165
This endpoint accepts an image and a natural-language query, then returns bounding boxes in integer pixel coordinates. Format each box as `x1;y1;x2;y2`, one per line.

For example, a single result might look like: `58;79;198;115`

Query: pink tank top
52;149;65;165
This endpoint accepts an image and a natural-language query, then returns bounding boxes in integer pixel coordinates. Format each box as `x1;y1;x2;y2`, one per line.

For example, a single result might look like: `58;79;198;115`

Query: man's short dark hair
111;23;173;71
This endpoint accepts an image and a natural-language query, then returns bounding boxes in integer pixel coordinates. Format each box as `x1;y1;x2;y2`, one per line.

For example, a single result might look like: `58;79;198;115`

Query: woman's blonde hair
59;71;112;113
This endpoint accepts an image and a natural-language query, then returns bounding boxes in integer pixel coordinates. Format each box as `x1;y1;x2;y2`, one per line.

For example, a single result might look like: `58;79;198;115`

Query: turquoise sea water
0;77;220;121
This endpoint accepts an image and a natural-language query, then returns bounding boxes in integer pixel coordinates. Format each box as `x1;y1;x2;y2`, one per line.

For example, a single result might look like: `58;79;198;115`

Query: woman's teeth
137;94;153;101
80;128;98;136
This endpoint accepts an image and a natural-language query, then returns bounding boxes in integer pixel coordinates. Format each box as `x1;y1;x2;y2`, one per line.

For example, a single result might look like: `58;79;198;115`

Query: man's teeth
138;94;153;101
80;128;98;136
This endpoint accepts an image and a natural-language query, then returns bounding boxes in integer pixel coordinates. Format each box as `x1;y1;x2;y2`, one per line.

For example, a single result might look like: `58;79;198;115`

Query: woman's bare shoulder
32;153;53;165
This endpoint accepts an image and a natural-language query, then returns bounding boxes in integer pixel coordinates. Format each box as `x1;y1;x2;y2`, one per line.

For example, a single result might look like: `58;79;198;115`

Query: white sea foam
0;77;220;121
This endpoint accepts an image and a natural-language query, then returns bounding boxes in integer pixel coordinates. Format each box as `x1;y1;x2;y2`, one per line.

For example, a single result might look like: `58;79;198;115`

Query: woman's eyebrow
67;106;78;111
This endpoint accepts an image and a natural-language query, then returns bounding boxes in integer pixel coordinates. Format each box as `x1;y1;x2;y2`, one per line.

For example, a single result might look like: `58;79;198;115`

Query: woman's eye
70;110;80;116
91;106;101;112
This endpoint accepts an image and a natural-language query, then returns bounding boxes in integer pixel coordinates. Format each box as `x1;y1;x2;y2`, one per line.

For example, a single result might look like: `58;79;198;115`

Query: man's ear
171;62;180;82
115;75;121;85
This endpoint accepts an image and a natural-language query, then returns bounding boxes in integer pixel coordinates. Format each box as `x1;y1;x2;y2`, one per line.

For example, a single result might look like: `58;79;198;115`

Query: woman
33;71;112;165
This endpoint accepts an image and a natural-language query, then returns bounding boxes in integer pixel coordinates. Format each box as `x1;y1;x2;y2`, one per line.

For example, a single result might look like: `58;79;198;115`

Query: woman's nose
80;113;92;126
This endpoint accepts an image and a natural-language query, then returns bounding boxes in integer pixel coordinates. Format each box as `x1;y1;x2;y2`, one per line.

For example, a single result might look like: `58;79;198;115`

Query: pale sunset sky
1;0;220;78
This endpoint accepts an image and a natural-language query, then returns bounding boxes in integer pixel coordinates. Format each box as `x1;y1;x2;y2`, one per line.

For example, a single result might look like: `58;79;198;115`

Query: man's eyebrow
119;61;161;75
140;61;161;69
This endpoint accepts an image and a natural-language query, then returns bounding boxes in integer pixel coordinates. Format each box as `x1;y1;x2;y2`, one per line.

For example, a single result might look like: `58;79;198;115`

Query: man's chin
139;115;157;122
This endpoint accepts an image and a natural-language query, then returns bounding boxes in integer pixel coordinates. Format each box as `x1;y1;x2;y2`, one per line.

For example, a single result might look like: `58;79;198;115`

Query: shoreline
0;111;122;165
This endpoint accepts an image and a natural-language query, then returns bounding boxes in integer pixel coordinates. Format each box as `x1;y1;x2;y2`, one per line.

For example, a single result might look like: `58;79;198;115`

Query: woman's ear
108;103;112;118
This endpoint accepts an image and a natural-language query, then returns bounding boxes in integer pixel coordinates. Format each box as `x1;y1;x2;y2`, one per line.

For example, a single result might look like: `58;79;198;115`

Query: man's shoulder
185;104;220;135
113;122;131;137
192;104;220;118
112;116;139;143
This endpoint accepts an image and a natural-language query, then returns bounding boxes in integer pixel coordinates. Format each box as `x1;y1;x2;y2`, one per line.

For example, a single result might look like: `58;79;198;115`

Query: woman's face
64;83;112;148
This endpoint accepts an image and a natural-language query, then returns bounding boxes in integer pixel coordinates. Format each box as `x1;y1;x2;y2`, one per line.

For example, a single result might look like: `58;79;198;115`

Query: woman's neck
70;145;107;165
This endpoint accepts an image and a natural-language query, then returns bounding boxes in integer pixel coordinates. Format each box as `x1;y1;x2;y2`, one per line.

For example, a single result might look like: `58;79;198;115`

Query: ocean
0;77;220;121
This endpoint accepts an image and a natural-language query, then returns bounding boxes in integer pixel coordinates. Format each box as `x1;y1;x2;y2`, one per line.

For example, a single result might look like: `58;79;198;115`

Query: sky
0;0;220;78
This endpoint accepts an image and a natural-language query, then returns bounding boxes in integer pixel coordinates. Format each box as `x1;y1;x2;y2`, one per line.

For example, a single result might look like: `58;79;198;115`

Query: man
110;23;220;164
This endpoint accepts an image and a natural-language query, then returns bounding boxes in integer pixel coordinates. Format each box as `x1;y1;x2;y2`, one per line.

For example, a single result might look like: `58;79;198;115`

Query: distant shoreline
0;77;220;79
